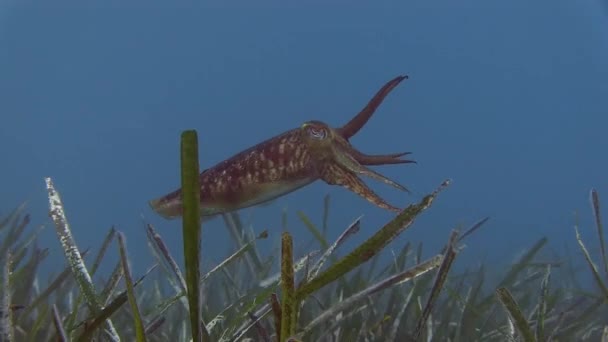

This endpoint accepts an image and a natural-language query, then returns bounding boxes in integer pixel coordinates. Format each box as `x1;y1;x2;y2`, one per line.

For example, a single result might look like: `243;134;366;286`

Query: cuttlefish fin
149;193;226;222
320;164;401;212
149;195;181;220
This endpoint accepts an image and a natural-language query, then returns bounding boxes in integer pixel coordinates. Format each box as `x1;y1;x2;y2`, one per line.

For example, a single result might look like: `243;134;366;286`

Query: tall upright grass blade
51;304;67;342
26;304;48;341
8;219;45;268
458;217;490;243
260;251;319;289
590;189;608;278
297;210;329;250
201;230;268;285
179;130;207;342
535;265;551;341
64;227;115;335
0;251;14;342
280;232;296;341
574;225;608;302
10;247;47;309
498;237;547;289
296;179;450;301
98;260;124;306
144;222;193;323
247;310;271;342
322;194;330;236
270;292;282;339
296;210;356;295
44;177;120;341
144;316;165;336
227;306;273;342
0;203;27;232
20;249;89;320
90;226;117;275
0;214;29;264
222;212;264;278
387;276;416;341
496;287;536;342
414;230;460;340
300;254;443;339
117;232;147;342
471;237;550;313
306;215;362;282
146;223;187;293
76;265;157;342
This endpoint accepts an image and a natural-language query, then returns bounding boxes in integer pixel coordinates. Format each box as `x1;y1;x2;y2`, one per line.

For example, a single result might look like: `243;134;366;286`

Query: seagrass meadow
0;131;607;342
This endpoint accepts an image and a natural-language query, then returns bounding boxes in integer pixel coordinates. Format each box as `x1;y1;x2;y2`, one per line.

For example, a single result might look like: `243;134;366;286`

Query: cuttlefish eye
306;125;328;140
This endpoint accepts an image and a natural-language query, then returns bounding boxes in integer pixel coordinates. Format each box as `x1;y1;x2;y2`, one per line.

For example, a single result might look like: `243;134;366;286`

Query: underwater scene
1;2;608;341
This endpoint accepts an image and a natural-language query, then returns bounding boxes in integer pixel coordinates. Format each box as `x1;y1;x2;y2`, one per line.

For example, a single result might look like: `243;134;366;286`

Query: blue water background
1;1;607;285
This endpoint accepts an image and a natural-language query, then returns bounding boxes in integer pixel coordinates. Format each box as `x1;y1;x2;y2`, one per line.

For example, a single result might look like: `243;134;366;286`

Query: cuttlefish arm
336;75;408;140
336;75;415;167
349;150;415;166
319;163;402;212
331;143;411;193
301;74;415;211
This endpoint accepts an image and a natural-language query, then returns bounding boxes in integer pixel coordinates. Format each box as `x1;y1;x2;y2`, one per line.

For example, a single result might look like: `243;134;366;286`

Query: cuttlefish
149;75;415;220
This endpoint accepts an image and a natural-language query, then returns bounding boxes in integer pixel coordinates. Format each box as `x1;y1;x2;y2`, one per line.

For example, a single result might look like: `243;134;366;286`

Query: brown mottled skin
149;75;415;220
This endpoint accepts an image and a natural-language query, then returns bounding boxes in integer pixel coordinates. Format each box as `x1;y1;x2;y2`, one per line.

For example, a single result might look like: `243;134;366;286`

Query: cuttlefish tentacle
149;75;414;220
336;75;408;140
350;150;416;166
320;163;401;212
330;143;410;193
